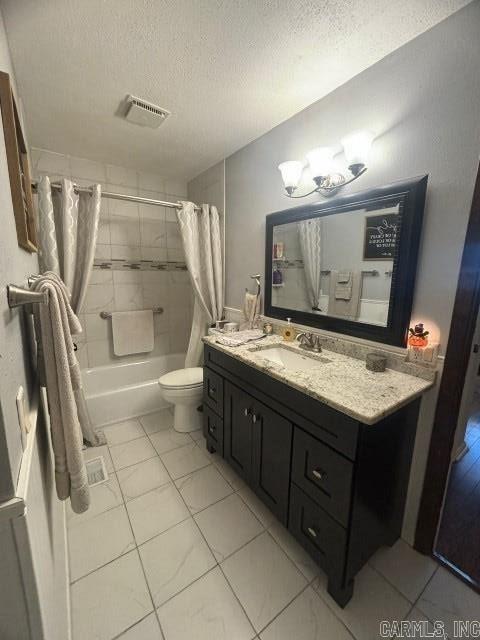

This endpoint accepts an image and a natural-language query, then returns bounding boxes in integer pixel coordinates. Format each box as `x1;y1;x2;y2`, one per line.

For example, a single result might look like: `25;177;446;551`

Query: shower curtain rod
30;180;202;211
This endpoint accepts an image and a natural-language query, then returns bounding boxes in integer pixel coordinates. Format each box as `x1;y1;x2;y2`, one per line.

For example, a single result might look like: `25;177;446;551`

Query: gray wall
188;159;226;301
0;12;39;501
225;1;480;352
0;15;69;638
223;2;480;544
188;160;225;216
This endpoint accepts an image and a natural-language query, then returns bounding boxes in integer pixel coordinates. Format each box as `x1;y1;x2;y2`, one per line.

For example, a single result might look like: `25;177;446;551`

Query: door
251;399;293;524
224;382;253;481
452;308;480;460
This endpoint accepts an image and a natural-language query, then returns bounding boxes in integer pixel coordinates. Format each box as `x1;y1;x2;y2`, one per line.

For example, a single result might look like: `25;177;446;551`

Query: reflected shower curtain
177;202;224;367
298;218;322;311
36;176;104;446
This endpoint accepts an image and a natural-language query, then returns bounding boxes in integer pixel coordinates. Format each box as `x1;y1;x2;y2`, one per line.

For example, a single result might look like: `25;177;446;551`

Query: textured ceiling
1;0;471;181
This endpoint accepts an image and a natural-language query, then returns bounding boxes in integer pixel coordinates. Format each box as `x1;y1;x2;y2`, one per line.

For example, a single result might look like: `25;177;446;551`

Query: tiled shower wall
30;147;194;369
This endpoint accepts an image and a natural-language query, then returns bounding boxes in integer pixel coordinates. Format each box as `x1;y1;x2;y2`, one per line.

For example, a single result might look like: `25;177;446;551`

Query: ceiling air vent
124;95;171;128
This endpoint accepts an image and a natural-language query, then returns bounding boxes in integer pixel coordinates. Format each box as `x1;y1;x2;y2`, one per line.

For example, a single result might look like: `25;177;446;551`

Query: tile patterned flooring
68;410;480;640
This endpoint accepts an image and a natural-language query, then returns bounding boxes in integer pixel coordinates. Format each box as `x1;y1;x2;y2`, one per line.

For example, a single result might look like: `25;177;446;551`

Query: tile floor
68;409;480;640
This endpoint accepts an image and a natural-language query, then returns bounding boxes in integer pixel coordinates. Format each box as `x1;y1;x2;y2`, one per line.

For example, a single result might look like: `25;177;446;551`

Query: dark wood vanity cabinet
203;344;420;607
224;382;293;524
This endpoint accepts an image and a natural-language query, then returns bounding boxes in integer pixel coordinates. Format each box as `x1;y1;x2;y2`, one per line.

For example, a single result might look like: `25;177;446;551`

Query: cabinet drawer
203;404;223;454
292;428;353;527
289;483;347;577
203;367;223;416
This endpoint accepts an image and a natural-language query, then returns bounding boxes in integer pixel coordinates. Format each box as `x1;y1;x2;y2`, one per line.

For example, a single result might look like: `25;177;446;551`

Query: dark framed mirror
265;176;428;346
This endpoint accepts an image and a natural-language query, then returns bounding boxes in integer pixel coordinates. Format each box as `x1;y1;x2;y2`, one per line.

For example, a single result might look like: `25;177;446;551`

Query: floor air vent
85;456;109;487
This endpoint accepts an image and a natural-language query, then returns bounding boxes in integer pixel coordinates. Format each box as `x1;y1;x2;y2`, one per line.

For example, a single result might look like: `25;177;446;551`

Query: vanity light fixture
278;130;375;198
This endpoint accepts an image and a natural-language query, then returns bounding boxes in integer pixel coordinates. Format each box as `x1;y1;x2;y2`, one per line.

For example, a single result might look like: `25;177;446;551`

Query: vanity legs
327;576;354;608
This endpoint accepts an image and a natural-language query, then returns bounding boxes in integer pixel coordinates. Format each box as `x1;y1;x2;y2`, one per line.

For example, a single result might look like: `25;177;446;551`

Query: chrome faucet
296;332;322;352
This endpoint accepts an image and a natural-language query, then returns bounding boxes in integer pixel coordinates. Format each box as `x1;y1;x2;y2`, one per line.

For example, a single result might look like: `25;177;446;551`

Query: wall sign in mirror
265;176;428;346
363;211;399;260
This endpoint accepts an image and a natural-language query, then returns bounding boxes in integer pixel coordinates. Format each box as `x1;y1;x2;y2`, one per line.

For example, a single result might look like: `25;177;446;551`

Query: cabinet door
251;400;293;525
224;382;253;482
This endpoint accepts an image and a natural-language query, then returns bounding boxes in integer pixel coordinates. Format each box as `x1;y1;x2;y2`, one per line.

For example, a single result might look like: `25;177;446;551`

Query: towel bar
7;284;48;309
100;307;164;319
318;269;378;277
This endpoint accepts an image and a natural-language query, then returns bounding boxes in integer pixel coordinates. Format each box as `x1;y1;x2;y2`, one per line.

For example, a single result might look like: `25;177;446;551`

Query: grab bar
100;307;164;319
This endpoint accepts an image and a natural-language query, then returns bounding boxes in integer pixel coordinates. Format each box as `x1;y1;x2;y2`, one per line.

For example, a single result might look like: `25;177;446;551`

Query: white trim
453;440;468;462
15;389;39;504
63;501;72;640
0;387;39;522
0;496;25;523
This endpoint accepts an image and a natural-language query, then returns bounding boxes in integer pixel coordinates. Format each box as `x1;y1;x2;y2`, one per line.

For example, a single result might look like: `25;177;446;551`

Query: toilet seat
159;367;203;390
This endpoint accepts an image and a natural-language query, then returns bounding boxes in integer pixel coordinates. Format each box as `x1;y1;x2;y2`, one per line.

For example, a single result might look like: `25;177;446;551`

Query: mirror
265;176;428;346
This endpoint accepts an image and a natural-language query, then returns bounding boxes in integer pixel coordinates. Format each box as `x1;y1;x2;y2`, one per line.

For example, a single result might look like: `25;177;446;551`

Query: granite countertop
203;334;435;425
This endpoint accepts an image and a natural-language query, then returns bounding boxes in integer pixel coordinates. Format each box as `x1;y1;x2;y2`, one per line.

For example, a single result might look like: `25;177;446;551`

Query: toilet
158;367;204;433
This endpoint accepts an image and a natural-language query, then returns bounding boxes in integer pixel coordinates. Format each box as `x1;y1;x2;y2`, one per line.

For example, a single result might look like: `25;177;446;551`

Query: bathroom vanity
202;336;433;607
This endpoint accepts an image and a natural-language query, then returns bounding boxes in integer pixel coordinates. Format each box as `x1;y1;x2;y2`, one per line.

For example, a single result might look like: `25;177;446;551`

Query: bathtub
82;353;186;427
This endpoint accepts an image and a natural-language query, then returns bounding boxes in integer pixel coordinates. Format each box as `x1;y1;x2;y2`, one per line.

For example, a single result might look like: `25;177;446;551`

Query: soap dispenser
282;318;295;342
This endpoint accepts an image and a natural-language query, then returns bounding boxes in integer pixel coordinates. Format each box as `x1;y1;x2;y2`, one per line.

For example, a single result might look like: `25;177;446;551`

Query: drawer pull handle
307;527;318;539
252;412;261;424
244;407;251;417
312;468;327;482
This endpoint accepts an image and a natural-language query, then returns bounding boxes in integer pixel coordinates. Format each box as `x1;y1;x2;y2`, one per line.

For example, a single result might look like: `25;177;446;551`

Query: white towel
32;272;90;514
216;329;266;347
112;310;154;356
242;292;262;330
334;270;353;300
329;271;361;320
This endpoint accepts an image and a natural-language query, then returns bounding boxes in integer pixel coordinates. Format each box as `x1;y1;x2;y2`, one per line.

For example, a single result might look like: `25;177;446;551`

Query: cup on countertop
223;322;239;332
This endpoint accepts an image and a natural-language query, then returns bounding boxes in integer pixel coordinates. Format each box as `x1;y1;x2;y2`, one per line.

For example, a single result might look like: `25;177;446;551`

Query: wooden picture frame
0;70;37;252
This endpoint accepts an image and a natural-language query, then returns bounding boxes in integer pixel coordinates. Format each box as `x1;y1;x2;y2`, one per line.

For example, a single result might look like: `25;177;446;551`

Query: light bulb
341;130;375;173
278;161;303;194
305;147;333;180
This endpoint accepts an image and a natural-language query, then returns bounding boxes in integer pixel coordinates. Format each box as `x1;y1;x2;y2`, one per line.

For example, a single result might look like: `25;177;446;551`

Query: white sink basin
256;346;330;371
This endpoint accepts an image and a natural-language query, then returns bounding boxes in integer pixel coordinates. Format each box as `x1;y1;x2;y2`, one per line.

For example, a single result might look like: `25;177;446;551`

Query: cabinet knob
307;527;318;539
312;468;327;482
244;407;251;417
252;413;261;424
208;385;216;396
208;424;216;434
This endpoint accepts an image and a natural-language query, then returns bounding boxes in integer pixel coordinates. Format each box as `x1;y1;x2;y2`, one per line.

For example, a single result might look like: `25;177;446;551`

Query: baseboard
453;440;469;462
63;502;72;640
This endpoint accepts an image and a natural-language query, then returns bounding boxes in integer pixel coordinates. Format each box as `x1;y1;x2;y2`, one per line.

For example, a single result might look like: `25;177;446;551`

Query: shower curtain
36;175;104;446
177;202;224;367
298;218;322;311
